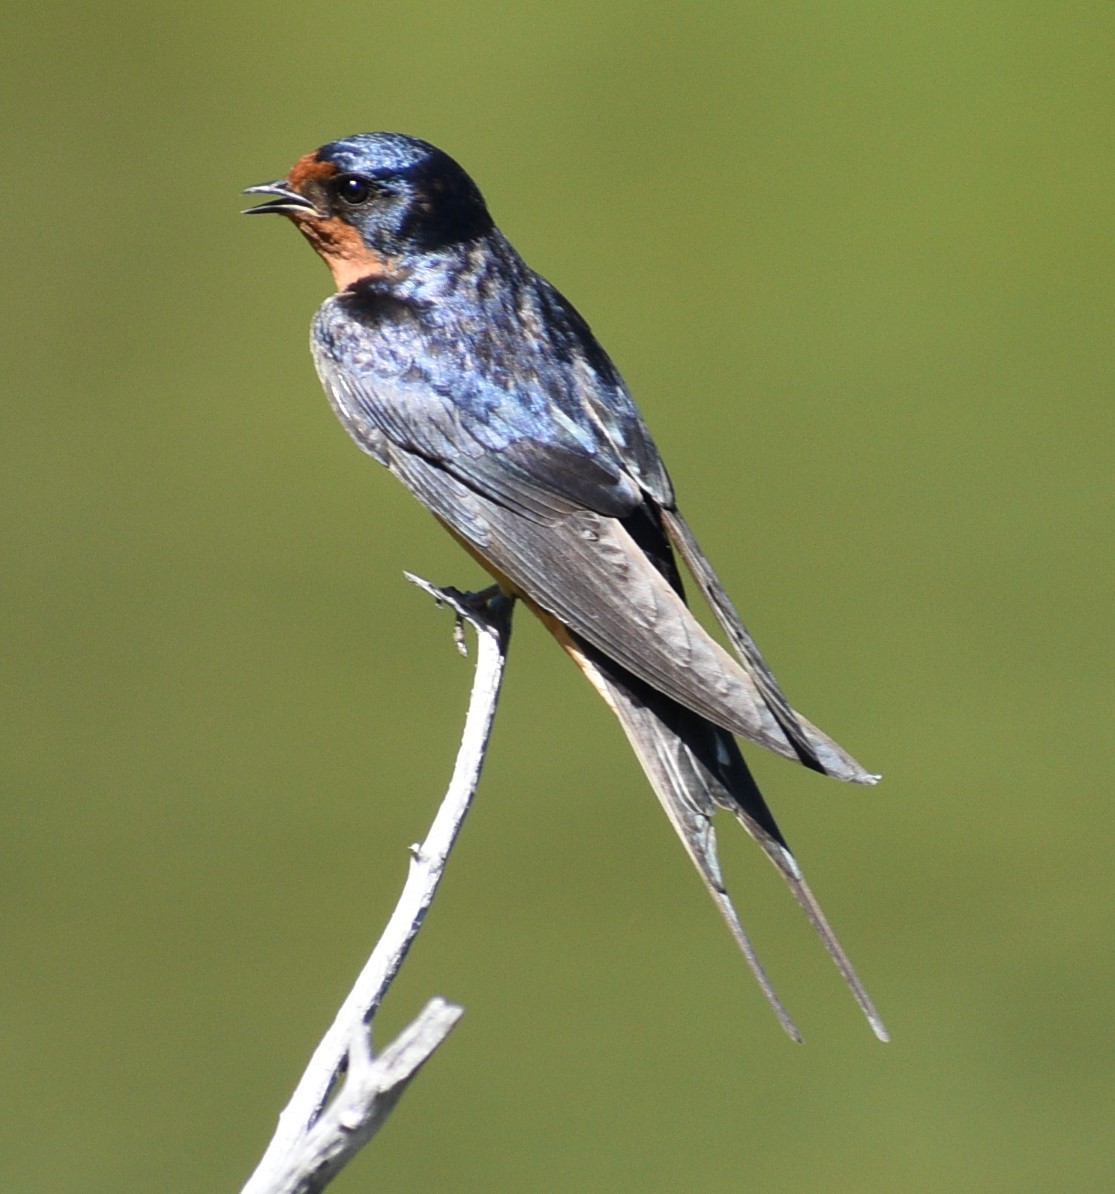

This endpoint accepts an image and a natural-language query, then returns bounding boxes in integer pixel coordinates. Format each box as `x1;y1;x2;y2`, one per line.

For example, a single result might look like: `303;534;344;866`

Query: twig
240;579;515;1194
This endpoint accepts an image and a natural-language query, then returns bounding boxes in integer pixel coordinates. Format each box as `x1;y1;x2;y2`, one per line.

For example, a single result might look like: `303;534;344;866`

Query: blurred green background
3;3;1112;1190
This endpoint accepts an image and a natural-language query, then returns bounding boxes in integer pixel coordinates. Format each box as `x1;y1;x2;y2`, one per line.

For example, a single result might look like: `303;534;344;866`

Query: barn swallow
244;133;887;1042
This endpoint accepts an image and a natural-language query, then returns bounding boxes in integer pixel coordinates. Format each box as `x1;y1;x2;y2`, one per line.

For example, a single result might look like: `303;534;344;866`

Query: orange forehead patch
280;153;406;290
287;152;337;190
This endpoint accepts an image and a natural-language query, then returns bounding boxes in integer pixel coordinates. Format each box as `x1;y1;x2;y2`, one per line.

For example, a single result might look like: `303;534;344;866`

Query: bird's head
243;132;494;289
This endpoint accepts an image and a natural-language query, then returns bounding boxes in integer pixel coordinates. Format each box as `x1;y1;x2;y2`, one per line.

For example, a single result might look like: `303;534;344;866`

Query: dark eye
336;175;372;205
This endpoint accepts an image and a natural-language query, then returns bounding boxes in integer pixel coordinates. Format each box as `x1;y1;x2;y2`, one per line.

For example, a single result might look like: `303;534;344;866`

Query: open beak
241;180;320;217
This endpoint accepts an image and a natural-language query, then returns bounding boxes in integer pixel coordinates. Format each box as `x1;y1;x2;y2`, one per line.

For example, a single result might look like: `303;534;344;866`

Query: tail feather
573;635;889;1043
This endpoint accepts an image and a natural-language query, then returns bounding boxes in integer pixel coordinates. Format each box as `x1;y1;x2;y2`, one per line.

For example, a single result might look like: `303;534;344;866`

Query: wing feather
385;443;875;782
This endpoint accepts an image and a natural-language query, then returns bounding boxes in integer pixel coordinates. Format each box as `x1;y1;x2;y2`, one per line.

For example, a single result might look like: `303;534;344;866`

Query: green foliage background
3;4;1111;1190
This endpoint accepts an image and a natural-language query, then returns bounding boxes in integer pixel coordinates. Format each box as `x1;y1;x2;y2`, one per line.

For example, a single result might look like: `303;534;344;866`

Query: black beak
242;180;320;216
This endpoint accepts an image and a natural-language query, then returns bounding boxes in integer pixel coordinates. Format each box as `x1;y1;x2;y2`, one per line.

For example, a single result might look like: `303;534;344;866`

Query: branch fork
240;579;514;1194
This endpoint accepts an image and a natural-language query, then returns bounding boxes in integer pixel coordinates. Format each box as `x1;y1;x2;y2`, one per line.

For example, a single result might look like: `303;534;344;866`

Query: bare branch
240;580;514;1194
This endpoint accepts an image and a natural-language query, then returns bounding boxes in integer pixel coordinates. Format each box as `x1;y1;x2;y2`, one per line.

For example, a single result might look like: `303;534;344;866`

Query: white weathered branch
240;579;514;1194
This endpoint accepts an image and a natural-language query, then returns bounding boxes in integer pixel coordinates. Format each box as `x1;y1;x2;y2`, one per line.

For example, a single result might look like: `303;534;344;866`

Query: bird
244;132;887;1042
